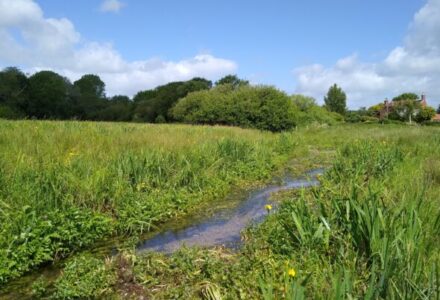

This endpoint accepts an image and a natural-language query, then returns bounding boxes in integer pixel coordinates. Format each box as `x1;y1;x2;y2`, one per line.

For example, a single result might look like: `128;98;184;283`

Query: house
433;114;440;122
378;94;428;120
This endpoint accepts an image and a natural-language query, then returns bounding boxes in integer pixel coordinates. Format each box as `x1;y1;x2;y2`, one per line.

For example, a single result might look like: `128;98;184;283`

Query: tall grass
259;139;440;299
0;120;296;284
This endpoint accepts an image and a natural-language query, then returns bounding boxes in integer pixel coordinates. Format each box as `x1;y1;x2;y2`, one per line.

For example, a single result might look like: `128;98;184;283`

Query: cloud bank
294;0;440;108
0;0;237;96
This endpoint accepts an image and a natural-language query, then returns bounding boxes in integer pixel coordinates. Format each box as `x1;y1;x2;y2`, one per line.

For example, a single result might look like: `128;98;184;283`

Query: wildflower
288;268;296;277
136;182;147;192
265;204;272;211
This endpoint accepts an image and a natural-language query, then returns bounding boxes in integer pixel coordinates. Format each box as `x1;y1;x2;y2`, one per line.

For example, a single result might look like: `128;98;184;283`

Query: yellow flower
288;268;296;277
265;204;272;211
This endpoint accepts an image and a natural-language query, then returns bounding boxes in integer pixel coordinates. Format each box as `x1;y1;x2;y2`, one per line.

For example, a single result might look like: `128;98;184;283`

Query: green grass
1;120;440;299
0;120;298;285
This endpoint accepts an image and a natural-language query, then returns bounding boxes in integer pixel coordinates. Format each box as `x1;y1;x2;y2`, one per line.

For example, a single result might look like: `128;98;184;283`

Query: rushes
0;120;296;284
262;140;440;298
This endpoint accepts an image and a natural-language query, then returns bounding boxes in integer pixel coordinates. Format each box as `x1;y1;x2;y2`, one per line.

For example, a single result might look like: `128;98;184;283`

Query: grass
0;120;297;285
1;120;440;299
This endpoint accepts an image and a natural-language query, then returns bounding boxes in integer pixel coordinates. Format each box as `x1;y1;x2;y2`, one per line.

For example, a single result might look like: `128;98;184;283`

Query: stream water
0;168;324;298
136;168;324;253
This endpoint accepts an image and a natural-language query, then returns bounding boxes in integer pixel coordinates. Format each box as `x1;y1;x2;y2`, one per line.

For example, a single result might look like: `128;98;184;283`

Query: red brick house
378;94;440;121
378;94;432;120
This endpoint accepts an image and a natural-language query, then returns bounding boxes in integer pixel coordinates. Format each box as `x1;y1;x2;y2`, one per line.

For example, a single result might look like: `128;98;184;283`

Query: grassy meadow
0;120;297;285
0;120;440;299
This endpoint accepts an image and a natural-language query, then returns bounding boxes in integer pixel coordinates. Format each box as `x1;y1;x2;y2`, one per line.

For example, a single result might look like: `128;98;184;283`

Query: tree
172;85;296;132
389;100;419;124
392;93;418;102
290;94;316;111
96;95;133;121
73;74;107;119
437;105;440;114
0;67;28;117
324;84;347;115
414;106;436;123
132;77;212;123
26;71;72;119
215;75;249;89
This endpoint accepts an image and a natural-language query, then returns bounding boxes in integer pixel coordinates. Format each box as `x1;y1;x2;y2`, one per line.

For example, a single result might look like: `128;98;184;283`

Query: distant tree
367;103;385;117
389;100;419;124
132;77;212;123
392;93;418;102
26;71;72;119
73;74;107;119
290;94;316;111
324;84;347;115
0;67;28;117
414;106;436;123
437;105;440;114
215;75;249;89
172;85;296;132
96;95;133;121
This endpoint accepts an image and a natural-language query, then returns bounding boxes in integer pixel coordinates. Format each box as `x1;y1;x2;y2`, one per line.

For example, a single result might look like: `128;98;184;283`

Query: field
0;120;440;299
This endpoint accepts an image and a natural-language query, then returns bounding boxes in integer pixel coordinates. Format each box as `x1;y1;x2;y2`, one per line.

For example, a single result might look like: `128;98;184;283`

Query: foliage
215;74;249;89
172;85;297;132
0;67;28;114
0;206;112;284
2;124;440;299
53;255;116;299
392;92;418;102
367;103;384;117
132;78;212;123
437;105;440;114
324;84;347;115
291;96;343;127
96;95;133;121
0;120;296;285
414;106;436;123
26;71;72;119
73;74;107;120
113;132;439;299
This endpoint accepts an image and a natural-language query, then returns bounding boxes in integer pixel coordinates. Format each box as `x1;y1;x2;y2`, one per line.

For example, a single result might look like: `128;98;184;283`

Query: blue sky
1;0;439;108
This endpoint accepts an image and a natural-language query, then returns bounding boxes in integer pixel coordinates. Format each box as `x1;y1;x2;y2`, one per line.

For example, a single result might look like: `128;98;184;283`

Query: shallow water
0;168;323;298
136;168;324;253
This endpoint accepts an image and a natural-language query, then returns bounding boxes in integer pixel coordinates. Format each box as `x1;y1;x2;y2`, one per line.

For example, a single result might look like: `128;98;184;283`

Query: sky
1;0;439;108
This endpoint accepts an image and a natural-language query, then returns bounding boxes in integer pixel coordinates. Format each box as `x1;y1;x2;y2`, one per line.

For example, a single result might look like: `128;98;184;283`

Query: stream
0;168;323;298
137;168;324;253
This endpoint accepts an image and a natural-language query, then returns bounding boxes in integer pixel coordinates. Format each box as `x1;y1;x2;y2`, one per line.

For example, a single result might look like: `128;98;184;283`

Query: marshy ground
0;121;439;299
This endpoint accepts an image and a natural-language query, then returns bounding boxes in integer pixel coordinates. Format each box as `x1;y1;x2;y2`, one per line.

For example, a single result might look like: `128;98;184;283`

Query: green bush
171;85;297;132
290;94;343;127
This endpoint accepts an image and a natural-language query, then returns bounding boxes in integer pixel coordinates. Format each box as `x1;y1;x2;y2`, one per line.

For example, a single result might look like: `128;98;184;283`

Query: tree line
0;67;345;131
2;66;434;130
0;67;217;122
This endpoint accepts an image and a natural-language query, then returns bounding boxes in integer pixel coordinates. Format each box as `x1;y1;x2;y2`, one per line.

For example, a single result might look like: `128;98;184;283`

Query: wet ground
0;168;324;298
137;168;324;253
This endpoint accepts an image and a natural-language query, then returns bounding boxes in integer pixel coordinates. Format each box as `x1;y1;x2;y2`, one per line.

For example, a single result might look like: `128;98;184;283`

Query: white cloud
0;0;237;96
99;0;125;13
295;0;440;109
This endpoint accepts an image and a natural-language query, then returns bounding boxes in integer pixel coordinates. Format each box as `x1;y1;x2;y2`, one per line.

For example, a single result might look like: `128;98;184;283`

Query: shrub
171;85;297;132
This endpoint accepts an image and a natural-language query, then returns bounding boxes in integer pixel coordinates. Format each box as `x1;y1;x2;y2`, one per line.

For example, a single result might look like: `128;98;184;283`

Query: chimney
421;94;427;107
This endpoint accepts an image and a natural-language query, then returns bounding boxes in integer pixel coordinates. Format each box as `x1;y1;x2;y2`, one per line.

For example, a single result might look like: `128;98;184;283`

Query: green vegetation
392;92;419;102
1;122;439;299
172;85;297;132
324;84;347;115
291;94;343;126
0;120;296;284
0;67;345;130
